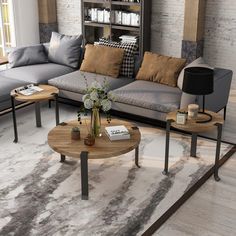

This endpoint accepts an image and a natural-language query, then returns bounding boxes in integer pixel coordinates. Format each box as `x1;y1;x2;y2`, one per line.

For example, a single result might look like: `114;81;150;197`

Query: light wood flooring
153;93;236;236
154;151;236;236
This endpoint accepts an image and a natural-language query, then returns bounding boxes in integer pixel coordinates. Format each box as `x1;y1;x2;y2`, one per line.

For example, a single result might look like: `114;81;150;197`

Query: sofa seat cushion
0;76;28;102
0;63;75;84
48;71;134;94
111;80;182;113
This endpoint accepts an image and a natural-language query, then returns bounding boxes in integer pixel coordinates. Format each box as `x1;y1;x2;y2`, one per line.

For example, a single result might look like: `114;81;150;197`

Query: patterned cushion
98;39;137;78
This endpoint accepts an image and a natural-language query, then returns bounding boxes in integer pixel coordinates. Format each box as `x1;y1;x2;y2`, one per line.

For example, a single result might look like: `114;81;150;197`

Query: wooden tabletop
48;119;141;159
0;56;8;65
11;85;59;102
167;109;224;133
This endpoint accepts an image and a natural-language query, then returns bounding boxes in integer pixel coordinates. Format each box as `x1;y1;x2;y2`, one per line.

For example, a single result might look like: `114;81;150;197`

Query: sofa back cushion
80;44;124;78
48;32;83;69
98;39;138;78
8;45;48;68
136;52;186;87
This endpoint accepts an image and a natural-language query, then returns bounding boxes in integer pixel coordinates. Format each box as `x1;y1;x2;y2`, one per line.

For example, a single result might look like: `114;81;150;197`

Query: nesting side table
163;109;224;181
10;85;60;143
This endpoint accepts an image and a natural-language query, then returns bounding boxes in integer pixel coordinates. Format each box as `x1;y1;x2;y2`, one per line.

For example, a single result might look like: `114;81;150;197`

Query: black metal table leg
11;96;18;143
190;133;198;157
163;119;172;175
60;155;66;163
214;123;222;181
81;151;89;200
135;146;140;168
54;94;60;125
35;102;42;127
48;100;52;109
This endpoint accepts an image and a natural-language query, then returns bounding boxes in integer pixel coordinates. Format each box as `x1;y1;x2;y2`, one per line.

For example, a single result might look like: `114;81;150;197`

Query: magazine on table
15;84;43;96
105;125;130;141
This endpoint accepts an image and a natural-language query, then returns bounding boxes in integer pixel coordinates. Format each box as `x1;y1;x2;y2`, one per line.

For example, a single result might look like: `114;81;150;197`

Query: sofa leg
224;106;227;120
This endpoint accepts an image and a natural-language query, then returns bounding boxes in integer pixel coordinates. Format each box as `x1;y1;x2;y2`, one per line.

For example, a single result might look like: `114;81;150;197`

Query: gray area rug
0;105;233;236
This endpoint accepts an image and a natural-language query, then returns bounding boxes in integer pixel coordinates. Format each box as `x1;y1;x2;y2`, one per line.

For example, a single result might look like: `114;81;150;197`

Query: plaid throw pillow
98;39;137;78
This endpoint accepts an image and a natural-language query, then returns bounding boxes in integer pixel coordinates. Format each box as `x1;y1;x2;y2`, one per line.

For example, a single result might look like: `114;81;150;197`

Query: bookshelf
81;0;151;56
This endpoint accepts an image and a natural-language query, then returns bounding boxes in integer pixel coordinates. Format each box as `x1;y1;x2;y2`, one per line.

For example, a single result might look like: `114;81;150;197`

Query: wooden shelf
83;0;110;4
83;0;141;6
112;24;140;32
85;21;139;32
111;1;140;6
84;22;110;28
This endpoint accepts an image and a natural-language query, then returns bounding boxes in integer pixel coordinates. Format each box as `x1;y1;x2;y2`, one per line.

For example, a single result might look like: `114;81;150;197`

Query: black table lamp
182;67;214;123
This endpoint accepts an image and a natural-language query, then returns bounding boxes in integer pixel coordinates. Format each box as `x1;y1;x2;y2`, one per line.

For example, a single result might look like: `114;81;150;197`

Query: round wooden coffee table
11;84;60;143
48;119;141;200
164;109;224;181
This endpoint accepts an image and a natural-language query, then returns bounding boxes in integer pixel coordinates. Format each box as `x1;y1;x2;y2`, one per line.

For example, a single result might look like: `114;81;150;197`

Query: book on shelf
119;35;139;43
105;125;130;141
15;84;43;96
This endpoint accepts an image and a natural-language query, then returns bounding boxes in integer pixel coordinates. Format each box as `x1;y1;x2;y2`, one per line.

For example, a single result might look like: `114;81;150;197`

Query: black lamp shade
182;67;214;95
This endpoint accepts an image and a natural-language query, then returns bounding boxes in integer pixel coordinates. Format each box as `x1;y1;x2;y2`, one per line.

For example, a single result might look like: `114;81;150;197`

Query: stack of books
105;125;130;141
119;35;139;44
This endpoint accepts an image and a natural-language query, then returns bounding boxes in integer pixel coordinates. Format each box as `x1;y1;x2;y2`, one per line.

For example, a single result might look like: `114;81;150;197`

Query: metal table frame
163;119;223;181
60;145;140;200
11;93;60;143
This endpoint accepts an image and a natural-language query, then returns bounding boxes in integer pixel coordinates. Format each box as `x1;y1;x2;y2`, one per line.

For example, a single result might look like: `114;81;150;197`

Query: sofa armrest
180;68;232;111
198;68;232;112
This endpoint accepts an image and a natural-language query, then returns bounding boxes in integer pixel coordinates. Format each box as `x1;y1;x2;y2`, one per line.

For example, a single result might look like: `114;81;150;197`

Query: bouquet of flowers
78;79;115;137
82;81;114;112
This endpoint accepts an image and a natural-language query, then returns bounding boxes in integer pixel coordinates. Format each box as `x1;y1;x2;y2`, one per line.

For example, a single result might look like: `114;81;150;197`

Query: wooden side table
163;109;224;181
48;119;141;200
10;85;60;143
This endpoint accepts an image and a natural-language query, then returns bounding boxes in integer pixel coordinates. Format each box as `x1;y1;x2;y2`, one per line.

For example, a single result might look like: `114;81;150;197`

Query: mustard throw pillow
136;52;186;87
80;44;125;78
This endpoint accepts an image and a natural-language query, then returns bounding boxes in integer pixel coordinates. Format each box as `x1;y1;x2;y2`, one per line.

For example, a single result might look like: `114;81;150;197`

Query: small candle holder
188;104;199;119
84;134;95;146
176;111;187;125
71;127;80;140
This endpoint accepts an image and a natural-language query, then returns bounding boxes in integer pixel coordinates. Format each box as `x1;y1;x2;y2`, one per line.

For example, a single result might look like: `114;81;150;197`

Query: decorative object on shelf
78;77;115;137
183;67;214;123
71;127;81;140
188;104;199;119
176;111;187;125
84;133;95;146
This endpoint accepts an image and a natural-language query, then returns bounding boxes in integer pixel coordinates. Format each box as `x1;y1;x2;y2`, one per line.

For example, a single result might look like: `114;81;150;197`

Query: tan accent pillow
80;44;124;78
136;52;186;87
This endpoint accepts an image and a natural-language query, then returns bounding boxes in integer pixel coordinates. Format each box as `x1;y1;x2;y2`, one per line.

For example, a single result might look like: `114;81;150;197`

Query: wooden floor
153;92;236;236
154;151;236;236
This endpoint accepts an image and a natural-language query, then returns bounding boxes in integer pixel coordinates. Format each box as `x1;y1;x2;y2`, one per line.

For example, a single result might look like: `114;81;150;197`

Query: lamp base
196;111;212;123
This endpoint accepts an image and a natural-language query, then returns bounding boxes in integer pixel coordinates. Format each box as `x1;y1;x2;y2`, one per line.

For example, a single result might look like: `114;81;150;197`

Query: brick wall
204;0;236;90
57;0;82;35
151;0;184;57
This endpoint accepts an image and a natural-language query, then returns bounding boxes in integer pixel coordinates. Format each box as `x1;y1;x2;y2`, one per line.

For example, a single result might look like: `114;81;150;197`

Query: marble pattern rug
0;105;233;236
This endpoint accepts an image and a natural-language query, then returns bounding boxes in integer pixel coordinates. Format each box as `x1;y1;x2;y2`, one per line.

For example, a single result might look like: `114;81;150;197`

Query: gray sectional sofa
0;43;233;123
